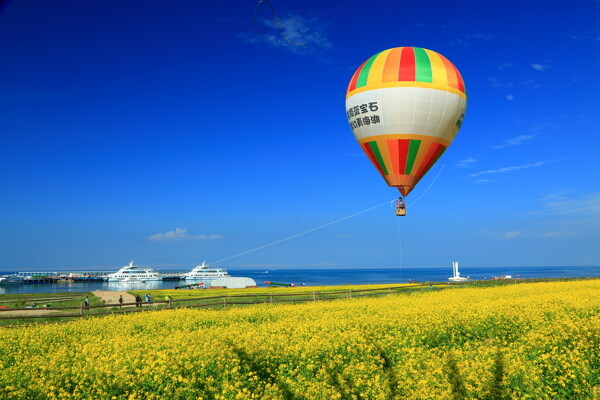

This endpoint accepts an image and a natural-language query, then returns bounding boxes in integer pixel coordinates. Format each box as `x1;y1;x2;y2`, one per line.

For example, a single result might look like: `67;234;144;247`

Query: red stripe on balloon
387;139;410;174
398;47;416;81
415;143;444;178
453;63;465;93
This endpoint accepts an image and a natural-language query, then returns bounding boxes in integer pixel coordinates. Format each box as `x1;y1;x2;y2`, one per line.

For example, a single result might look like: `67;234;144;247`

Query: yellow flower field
0;280;598;399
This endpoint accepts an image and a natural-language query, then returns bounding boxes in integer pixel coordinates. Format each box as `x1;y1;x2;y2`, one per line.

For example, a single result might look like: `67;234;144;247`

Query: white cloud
240;13;332;54
470;160;552;177
454;33;495;46
540;231;577;238
533;192;600;216
456;157;477;168
504;231;522;238
488;77;502;87
506;95;514;101
496;62;514;70
542;231;560;237
531;63;549;71
531;122;557;131
570;34;600;42
522;79;542;88
463;33;495;40
492;134;534;149
148;228;224;241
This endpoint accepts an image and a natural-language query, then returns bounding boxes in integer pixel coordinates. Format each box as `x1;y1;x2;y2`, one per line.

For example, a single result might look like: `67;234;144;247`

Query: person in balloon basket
396;197;406;216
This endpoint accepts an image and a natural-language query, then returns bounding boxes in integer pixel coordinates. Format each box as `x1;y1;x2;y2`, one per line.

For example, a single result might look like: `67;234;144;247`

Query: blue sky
0;0;599;270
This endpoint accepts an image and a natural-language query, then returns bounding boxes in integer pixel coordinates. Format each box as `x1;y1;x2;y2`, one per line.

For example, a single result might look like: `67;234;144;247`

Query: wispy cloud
454;33;496;46
148;228;224;241
496;62;514;70
531;122;557;131
488;77;502;88
456;157;477;168
470;160;552;177
463;33;496;41
532;192;600;216
541;231;560;237
506;94;514;101
240;13;332;55
569;34;600;42
504;231;522;239
531;63;549;71
522;79;542;88
539;231;577;238
492;134;534;149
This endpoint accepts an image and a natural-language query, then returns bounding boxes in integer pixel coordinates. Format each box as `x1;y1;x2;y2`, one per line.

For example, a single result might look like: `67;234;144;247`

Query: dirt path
0;309;62;317
92;291;136;306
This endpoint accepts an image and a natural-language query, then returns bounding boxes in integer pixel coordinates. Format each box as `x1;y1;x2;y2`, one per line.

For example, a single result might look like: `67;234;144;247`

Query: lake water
1;265;598;295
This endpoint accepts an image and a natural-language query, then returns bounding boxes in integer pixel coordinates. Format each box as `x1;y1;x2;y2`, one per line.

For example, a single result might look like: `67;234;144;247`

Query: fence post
168;298;172;309
269;294;273;303
223;296;227;309
80;303;84;316
312;291;315;301
349;289;352;298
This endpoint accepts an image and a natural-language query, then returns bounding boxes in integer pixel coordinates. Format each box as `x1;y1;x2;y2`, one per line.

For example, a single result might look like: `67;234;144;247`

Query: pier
18;272;60;284
3;272;186;285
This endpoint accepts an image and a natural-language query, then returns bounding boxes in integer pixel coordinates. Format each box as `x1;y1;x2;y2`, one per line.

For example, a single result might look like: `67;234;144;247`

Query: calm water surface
0;265;598;295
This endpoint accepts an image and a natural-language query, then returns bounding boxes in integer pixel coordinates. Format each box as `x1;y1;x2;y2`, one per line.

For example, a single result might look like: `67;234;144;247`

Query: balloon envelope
346;47;467;196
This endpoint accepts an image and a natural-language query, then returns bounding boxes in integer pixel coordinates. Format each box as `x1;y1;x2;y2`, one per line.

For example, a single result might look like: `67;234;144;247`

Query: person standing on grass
84;296;89;309
119;295;123;308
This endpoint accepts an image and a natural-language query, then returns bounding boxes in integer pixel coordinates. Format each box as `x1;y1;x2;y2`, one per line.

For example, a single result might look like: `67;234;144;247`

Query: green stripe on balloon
414;47;432;83
356;52;381;88
368;141;389;175
405;140;421;174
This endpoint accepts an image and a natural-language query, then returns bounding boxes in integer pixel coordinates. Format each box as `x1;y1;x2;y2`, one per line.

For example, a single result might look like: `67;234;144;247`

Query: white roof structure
210;277;257;289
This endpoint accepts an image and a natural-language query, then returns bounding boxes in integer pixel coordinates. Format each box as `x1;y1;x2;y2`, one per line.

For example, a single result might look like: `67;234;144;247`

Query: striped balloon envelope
346;47;466;197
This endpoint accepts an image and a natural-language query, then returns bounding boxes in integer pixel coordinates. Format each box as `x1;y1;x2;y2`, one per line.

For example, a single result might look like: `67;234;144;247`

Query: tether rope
209;165;445;266
396;214;403;281
209;199;394;265
406;164;445;207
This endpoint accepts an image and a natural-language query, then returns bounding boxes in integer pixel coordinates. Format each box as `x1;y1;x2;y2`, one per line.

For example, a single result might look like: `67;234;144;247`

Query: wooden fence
0;284;437;323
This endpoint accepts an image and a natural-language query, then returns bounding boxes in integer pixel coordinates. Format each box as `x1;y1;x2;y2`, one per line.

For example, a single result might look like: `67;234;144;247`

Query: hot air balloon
346;47;467;216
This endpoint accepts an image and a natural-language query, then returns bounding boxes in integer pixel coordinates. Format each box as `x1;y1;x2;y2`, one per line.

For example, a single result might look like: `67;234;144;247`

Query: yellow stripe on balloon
366;49;391;89
410;140;429;176
347;81;466;100
377;138;394;177
424;49;448;91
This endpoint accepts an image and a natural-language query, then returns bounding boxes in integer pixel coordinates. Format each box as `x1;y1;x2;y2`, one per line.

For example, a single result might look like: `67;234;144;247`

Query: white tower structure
448;261;468;281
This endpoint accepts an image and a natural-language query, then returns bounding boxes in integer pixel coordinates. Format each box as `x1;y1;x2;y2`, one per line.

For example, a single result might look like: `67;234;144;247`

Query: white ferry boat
0;274;23;284
182;262;230;283
107;261;161;282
